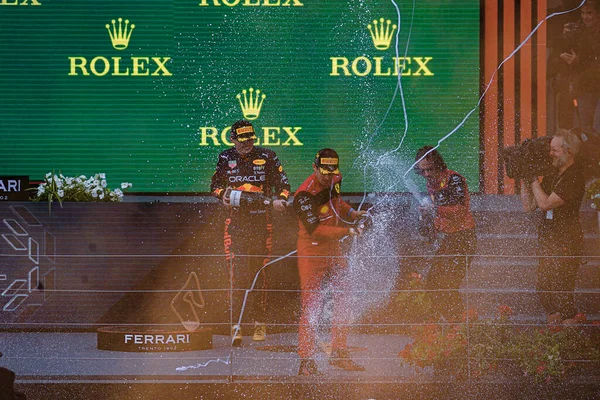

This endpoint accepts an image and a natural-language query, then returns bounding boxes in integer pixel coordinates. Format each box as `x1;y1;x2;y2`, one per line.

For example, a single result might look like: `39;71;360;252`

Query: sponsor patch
320;157;338;166
236;126;254;135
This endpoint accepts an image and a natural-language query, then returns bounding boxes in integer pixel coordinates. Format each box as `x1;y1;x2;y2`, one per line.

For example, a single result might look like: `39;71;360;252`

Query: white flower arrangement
588;179;600;210
31;172;132;213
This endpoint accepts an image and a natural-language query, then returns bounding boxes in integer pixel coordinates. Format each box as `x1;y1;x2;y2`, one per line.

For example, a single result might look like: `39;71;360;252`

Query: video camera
225;188;272;210
502;136;554;179
503;128;600;180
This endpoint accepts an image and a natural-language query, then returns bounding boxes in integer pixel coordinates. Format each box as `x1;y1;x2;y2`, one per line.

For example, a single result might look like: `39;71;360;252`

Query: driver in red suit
293;148;366;376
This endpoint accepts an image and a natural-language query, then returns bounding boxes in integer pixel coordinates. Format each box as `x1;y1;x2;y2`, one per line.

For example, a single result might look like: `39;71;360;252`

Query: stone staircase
0;195;598;329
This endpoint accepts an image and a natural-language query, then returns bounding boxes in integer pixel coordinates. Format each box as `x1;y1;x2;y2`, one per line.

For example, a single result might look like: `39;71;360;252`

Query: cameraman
519;129;585;325
210;119;291;345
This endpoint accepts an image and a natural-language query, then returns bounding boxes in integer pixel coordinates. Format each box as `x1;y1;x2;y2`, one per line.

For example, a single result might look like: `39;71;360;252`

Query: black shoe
298;358;320;376
328;349;365;372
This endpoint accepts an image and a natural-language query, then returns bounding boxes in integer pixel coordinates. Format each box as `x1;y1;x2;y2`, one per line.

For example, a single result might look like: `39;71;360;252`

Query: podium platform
1;330;599;400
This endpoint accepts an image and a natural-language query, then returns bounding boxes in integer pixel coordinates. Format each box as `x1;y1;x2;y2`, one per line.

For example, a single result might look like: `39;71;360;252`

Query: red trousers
297;252;351;359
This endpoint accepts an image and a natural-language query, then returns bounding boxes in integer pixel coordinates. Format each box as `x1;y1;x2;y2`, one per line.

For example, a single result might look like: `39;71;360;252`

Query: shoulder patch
449;174;463;184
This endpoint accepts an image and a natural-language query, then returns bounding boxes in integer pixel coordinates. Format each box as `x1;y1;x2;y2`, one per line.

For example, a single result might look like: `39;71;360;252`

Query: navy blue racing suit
210;146;290;326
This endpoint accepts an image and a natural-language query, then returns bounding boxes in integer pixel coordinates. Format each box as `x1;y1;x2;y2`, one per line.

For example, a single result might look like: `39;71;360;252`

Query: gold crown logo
236;88;266;121
105;18;135;50
367;18;397;51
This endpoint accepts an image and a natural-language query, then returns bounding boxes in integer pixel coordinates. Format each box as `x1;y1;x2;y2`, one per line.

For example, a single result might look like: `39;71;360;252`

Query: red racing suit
293;172;355;358
210;146;290;325
424;169;476;321
426;169;475;234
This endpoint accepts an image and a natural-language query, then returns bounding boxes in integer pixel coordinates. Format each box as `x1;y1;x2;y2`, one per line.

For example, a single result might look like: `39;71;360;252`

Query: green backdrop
0;0;480;193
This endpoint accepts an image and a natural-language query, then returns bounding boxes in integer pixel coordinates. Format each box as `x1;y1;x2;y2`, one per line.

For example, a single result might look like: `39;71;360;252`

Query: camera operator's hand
272;199;288;212
560;49;577;65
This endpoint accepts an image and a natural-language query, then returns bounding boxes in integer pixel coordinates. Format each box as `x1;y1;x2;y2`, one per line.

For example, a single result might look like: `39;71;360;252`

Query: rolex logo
329;17;433;77
199;88;303;147
0;0;41;5
367;18;397;51
236;88;265;121
106;18;135;50
68;17;172;77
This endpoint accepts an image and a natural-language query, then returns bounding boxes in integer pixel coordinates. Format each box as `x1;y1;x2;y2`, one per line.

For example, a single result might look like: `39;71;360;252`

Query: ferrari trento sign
97;326;212;352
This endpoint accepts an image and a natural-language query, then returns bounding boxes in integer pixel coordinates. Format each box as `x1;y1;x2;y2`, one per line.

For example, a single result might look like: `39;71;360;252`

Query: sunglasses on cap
317;157;340;175
233;126;257;142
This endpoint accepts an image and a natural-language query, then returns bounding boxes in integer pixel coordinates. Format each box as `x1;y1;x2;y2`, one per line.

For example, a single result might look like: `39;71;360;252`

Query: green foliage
399;305;600;383
395;271;434;320
398;322;467;370
505;323;600;383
